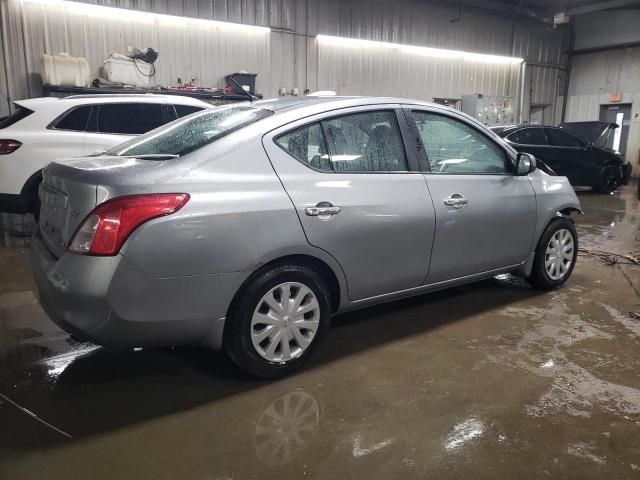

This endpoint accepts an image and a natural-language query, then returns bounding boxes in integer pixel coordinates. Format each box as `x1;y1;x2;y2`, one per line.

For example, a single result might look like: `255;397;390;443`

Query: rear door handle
443;194;469;209
305;202;342;217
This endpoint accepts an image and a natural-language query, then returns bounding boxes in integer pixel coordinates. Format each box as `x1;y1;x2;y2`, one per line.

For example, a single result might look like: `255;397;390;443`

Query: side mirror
516;152;536;176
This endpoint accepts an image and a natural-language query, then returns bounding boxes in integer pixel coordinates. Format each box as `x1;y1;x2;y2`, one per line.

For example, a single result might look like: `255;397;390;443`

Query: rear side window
0;105;34;129
174;104;205;118
275;110;408;172
54;106;91;131
507;128;547;146
276;123;331;171
91;103;167;135
108;106;273;157
546;128;584;148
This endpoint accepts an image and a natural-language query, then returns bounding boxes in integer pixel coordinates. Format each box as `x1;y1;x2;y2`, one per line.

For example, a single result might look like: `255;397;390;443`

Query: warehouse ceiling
439;0;640;23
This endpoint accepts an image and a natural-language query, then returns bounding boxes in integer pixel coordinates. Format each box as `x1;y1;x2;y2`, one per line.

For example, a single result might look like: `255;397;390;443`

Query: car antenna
227;76;258;102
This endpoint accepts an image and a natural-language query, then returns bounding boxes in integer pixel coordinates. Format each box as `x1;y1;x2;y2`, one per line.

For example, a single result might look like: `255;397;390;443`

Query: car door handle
305;203;342;217
443;194;469;209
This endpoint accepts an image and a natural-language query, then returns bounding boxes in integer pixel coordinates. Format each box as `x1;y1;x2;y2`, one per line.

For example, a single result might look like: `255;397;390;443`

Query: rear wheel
593;165;621;194
224;264;331;378
528;217;578;290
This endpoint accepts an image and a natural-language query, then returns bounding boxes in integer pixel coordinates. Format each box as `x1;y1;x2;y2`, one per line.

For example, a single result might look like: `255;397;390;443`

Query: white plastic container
103;56;153;87
41;53;90;87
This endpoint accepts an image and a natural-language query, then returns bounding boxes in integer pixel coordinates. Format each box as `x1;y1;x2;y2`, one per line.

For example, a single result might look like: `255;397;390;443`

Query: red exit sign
609;92;622;102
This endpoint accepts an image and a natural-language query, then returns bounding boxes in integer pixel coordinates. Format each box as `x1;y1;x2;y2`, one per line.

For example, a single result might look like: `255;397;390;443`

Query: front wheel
528;217;578;291
593;165;621;194
224;264;331;378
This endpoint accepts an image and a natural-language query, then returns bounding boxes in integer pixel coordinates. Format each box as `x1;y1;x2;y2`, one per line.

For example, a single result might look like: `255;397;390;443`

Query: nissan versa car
31;97;581;378
492;123;632;194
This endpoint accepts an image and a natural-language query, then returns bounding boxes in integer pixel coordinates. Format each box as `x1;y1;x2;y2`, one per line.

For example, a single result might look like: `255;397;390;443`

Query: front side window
508;128;547;146
108;105;273;157
413;111;509;174
275;110;408;173
546;128;584;148
92;103;167;135
54;106;91;131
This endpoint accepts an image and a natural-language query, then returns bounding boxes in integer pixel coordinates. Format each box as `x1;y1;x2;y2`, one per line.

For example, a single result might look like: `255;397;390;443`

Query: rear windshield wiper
120;154;180;160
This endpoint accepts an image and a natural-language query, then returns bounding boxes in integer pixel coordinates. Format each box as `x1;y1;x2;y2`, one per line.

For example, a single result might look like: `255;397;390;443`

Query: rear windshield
0;105;34;129
107;105;273;157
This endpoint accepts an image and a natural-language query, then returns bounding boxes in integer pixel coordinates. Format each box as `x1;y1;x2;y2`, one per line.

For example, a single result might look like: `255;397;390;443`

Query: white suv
0;94;211;218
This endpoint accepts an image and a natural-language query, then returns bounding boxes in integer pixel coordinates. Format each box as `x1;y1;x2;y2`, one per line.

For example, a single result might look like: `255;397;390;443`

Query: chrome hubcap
545;228;574;281
251;282;320;363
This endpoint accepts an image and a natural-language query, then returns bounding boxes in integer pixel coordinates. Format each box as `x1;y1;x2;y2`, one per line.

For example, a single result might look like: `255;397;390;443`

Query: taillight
68;193;189;256
0;139;22;154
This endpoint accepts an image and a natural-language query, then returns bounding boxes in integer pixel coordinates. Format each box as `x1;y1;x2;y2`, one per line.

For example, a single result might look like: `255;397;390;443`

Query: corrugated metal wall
0;0;568;121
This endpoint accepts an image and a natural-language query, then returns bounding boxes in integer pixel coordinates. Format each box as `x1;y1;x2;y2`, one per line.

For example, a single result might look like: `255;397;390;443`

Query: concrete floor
1;182;639;480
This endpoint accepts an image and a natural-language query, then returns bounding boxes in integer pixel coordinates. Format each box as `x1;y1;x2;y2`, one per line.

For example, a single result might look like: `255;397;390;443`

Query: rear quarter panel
116;130;346;292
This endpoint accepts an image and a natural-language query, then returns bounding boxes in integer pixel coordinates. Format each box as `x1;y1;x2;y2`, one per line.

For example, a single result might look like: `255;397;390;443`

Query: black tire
224;264;331;379
528;217;578;291
593;165;621;194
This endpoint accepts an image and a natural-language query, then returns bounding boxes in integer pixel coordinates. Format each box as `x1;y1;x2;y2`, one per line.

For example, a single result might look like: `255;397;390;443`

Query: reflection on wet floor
0;181;639;479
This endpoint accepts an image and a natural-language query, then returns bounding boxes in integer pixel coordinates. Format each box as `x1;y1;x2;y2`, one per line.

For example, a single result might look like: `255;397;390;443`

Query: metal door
407;107;537;284
600;104;631;157
262;105;435;301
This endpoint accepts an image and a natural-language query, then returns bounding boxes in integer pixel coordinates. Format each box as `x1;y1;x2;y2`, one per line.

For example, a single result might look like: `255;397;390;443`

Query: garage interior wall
0;0;567;123
564;9;640;167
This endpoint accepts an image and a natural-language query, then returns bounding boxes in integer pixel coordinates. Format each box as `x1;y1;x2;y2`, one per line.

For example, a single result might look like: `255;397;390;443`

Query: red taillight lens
0;139;22;154
68;193;190;256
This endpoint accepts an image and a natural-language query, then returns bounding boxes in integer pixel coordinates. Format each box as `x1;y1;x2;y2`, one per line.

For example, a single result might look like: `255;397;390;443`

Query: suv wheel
528;217;578;290
593;165;621;194
224;264;331;378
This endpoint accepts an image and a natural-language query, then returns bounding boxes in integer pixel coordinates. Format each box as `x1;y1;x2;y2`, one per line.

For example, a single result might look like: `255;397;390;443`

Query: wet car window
414;111;508;174
546;128;585;148
322;111;408;172
508;127;548;146
276;111;408;172
108;106;273;157
276;123;332;171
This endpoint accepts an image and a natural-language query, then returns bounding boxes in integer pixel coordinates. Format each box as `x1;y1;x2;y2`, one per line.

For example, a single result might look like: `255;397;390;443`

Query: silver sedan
31;96;581;377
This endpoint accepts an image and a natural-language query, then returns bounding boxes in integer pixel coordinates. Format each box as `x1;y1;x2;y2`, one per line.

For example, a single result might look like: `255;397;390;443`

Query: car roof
15;94;211;109
252;95;434;112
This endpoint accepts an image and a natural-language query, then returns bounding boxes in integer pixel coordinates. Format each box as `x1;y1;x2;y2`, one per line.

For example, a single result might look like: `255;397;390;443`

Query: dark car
491;123;632;194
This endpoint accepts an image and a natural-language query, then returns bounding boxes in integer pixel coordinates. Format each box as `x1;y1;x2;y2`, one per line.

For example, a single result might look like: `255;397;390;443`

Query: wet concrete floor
0;182;639;479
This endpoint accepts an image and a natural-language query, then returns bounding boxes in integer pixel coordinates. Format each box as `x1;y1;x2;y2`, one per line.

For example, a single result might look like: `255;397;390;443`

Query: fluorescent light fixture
317;34;523;64
17;0;271;33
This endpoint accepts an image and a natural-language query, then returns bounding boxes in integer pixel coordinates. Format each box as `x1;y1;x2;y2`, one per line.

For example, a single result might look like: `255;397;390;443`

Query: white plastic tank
41;53;90;87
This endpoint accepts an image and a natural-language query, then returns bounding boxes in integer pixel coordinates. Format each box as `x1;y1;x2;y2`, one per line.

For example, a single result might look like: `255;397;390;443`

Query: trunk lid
39;162;98;258
559;121;618;149
38;155;170;258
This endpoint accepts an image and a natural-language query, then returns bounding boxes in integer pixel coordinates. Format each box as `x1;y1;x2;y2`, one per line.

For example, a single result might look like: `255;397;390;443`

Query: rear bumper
0;193;28;214
31;230;248;350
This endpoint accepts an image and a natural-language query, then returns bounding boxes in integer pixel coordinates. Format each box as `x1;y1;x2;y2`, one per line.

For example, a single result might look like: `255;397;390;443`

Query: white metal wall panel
1;0;567;120
315;39;522;103
2;0;272;104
